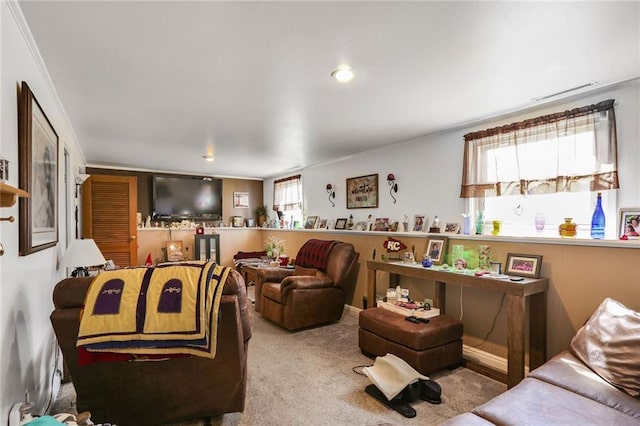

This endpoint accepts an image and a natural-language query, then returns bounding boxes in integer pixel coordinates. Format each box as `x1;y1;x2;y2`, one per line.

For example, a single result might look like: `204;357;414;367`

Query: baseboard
343;304;361;320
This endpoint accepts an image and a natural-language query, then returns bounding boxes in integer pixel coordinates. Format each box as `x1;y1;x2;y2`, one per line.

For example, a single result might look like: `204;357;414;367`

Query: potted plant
255;205;268;227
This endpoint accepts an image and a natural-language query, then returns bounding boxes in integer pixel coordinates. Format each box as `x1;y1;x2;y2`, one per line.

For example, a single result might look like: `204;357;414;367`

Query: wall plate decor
346;173;378;209
618;208;640;239
505;253;543;278
424;236;448;265
18;82;59;256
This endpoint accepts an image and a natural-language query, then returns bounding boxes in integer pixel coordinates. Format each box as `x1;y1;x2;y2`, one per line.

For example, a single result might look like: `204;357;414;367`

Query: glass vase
534;213;545;232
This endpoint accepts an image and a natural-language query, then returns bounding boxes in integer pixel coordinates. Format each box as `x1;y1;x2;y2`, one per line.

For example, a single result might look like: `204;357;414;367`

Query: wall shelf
0;182;29;208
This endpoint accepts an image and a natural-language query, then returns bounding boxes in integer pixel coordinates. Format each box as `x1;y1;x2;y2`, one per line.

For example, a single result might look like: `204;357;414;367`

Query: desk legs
506;295;525;389
529;291;547;370
367;268;376;309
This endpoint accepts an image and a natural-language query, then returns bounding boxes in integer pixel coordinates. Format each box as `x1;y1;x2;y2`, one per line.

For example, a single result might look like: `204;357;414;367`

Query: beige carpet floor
52;292;506;425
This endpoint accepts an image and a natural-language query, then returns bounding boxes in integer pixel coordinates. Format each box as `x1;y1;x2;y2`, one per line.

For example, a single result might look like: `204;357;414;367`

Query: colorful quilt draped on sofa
77;261;230;362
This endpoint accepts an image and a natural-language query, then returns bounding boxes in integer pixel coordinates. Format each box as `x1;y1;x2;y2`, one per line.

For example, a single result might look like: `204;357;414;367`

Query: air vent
533;81;598;102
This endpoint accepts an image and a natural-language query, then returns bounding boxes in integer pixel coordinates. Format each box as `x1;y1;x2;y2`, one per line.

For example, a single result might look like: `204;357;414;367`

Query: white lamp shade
60;238;106;268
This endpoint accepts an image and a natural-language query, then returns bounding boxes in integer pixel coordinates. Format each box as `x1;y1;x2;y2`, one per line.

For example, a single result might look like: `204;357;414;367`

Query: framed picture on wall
233;191;249;208
346;174;379;209
18;81;59;256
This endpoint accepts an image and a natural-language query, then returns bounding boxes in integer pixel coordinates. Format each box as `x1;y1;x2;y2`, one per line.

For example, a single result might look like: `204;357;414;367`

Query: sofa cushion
570;297;640;397
472;378;640;426
529;351;640;420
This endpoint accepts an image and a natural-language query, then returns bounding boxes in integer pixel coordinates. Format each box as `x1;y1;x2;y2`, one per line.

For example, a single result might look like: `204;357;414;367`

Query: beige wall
219;229;640;363
222;179;263;224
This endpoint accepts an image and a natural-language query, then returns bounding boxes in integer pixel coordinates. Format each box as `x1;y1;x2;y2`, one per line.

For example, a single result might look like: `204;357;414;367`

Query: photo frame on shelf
18;82;59;256
166;240;184;262
232;216;245;227
373;217;389;231
305;215;319;229
318;218;328;229
505;253;543;278
413;215;427;232
354;221;367;231
444;222;460;234
346;173;379;209
233;191;249;208
618;208;640;239
424;236;448;265
335;218;348;230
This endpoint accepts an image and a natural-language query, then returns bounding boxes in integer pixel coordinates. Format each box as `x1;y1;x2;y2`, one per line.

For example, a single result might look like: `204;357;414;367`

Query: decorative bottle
590;192;605;239
559;218;577;237
475;211;484;235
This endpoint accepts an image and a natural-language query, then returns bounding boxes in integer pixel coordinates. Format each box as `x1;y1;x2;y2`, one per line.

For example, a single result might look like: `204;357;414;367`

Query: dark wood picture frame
335;218;347;230
18;82;59;256
346;173;379;209
425;236;448;265
232;216;245;227
505;253;543;278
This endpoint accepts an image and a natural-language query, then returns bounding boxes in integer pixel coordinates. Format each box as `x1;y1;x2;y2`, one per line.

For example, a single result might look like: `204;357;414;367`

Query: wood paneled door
82;175;138;267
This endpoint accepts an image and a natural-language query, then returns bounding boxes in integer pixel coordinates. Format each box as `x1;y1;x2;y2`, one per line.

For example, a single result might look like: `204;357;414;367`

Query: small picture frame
246;218;255;228
305;215;319;229
413;215;426;232
318;218;328;229
166;241;184;262
232;216;245;227
354;221;367;231
505;253;543;278
444;223;460;234
374;217;389;231
424;236;448;265
335;218;348;230
618;208;640;239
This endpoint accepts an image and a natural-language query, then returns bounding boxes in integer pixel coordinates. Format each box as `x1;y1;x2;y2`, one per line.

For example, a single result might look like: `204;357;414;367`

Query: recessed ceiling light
202;145;215;162
331;66;354;83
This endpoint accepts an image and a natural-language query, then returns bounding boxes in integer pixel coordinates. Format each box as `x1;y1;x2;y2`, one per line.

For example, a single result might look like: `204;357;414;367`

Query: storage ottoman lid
359;307;463;351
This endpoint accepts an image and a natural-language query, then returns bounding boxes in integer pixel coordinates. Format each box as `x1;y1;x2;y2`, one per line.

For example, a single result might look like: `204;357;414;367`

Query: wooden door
82;175;137;267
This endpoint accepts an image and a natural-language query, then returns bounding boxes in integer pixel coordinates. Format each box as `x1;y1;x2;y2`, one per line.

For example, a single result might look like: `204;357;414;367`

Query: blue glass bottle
590;192;605;239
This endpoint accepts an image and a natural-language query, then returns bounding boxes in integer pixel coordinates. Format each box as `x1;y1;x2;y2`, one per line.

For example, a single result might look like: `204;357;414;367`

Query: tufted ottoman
359;307;463;375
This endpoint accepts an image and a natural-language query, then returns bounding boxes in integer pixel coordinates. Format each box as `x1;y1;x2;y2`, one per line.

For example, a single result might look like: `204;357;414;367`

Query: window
273;174;303;227
461;100;619;237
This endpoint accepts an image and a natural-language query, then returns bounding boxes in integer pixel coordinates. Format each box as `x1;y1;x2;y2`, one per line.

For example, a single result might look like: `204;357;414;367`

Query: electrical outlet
8;403;21;426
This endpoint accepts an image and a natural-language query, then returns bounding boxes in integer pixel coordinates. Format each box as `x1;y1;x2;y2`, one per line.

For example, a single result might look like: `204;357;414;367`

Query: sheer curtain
460;99;618;198
273;174;303;212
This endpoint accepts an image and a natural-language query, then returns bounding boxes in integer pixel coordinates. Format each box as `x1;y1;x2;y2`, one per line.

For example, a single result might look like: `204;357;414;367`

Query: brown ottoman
359;307;463;375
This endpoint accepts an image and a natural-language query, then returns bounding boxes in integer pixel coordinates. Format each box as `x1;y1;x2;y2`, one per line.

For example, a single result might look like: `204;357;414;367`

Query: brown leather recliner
50;269;252;426
256;240;359;330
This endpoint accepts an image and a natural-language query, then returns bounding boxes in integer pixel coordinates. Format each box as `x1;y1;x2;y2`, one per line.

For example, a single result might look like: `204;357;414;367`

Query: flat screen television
152;175;222;221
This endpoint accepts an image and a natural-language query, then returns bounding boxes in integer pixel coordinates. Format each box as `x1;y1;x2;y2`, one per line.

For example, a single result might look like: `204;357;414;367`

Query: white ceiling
18;1;640;180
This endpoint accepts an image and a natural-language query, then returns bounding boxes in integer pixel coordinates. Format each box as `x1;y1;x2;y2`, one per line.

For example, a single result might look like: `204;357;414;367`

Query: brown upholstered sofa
442;298;640;425
50;269;252;426
255;240;359;330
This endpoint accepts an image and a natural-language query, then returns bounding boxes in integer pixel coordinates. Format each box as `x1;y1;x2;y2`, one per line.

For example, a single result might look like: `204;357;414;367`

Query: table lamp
60;238;106;277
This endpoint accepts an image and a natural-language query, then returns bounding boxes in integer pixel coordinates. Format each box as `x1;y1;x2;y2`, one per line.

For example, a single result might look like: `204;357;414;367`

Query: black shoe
420;379;442;404
365;384;417;418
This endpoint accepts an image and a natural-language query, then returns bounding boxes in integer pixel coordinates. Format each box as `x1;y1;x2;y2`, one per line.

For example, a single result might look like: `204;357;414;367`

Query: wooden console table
366;260;548;388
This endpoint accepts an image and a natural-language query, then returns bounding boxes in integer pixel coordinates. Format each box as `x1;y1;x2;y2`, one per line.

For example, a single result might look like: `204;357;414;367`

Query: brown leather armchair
50;269;252;426
256;240;359;330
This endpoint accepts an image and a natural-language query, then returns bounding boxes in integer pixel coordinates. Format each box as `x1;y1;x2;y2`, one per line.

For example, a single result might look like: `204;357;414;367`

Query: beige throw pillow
570;298;640;397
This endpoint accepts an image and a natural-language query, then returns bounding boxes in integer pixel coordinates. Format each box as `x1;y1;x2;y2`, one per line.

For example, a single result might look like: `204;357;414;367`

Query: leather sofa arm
257;268;294;282
281;276;335;299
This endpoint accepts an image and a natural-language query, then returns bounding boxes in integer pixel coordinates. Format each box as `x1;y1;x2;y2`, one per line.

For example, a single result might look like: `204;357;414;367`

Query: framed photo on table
232;216;245;227
424;236;448;265
618;208;640;239
318;218;328;229
305;215;319;229
505;253;543;278
444;223;460;234
335;218;348;230
18;82;59;256
346;174;379;209
374;217;389;231
166;241;184;262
